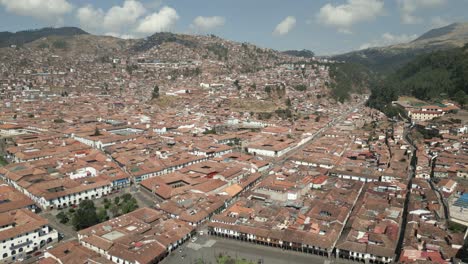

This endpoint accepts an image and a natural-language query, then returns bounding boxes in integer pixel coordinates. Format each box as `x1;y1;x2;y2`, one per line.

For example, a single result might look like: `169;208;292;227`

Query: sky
0;0;467;55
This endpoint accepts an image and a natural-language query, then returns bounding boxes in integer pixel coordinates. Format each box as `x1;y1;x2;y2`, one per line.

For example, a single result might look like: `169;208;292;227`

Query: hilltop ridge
333;22;468;73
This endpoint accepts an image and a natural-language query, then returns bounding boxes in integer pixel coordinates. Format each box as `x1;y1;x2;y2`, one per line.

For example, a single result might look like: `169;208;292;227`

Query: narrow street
395;123;418;260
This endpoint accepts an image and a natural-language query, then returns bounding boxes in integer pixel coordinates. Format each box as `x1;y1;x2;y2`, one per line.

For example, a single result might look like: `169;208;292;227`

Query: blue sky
0;0;467;55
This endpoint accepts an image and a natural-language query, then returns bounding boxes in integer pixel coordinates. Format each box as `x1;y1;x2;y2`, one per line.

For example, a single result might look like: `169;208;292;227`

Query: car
191;237;197;243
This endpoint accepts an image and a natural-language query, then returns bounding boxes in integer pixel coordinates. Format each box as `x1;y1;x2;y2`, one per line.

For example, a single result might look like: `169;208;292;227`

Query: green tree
97;207;109;222
93;127;101;136
453;90;467;108
120;198;139;214
293;84;307;91
121;193;132;202
368;46;468;114
114;196;120;205
103;198;111;209
152;85;160;99
56;212;69;224
109;204;120;217
72;200;99;230
234;80;241;91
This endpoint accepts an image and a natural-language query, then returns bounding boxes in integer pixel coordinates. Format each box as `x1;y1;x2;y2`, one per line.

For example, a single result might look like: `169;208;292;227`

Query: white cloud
0;0;72;21
190;16;225;32
397;0;447;24
103;0;146;32
136;6;179;34
76;5;104;31
105;32;137;39
77;1;146;34
359;32;418;49
273;16;296;36
317;0;384;33
76;2;178;37
431;16;451;28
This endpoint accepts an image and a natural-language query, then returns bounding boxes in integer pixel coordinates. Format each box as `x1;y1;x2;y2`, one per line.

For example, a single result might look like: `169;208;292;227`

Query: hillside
0;27;88;48
130;32;285;73
25;35;137;56
367;44;468;116
282;49;315;58
333;23;468;73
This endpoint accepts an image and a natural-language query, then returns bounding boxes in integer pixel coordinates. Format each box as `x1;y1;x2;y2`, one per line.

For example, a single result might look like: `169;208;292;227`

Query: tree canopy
72;200;99;230
328;62;372;103
367;45;468;114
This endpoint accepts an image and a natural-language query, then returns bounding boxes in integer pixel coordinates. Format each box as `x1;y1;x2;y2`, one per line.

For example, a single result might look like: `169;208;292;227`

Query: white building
0;209;58;262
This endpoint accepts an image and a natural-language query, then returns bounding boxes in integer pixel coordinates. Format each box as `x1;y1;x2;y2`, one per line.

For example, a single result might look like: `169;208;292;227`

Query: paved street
162;236;362;264
132;185;164;207
163;236;327;264
39;210;76;241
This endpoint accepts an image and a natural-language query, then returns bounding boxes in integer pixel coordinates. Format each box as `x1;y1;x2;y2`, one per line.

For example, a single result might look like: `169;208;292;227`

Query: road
395;123;418;260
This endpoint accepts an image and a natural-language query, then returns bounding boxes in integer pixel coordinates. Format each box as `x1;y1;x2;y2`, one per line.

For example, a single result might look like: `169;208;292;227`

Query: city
0;1;467;264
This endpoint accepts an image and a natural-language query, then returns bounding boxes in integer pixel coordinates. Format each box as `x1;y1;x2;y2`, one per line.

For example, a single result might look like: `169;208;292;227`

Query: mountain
333;22;468;73
282;49;315;58
367;44;468;116
411;22;468;46
0;27;88;48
